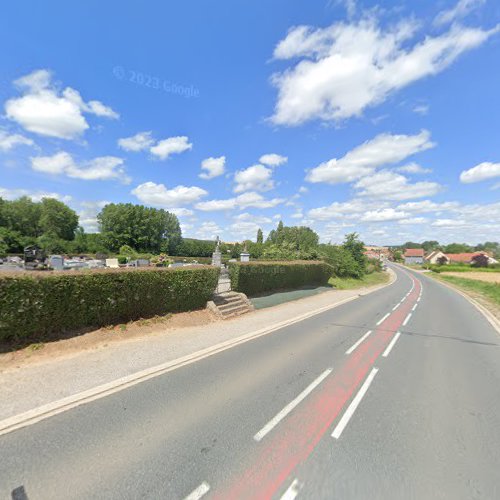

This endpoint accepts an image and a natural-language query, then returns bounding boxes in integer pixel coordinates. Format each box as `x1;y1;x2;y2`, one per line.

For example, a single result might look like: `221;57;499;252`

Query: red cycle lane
215;274;422;500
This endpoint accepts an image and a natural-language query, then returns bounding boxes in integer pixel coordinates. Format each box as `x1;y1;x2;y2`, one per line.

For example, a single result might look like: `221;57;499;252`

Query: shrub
0;266;219;344
318;245;363;278
229;261;332;296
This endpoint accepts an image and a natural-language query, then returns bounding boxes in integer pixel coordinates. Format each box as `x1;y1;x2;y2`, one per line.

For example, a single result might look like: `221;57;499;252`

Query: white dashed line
346;330;372;355
412;303;418;312
254;368;332;442
332;368;379;439
402;312;412;326
382;332;401;357
280;478;303;500
184;482;210;500
376;313;390;326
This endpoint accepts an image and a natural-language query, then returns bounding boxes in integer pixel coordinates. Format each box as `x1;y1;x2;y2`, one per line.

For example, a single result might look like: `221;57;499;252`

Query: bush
229;261;332;296
318;245;363;278
0;266;219;344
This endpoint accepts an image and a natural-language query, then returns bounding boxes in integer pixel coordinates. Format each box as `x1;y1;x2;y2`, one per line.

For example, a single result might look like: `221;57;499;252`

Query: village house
403;248;425;265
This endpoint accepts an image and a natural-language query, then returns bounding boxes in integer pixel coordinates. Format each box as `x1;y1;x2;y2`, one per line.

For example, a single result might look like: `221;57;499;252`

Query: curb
0;271;396;437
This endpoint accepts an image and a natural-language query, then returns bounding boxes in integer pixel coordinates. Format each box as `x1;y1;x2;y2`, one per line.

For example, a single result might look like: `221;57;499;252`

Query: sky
0;0;499;245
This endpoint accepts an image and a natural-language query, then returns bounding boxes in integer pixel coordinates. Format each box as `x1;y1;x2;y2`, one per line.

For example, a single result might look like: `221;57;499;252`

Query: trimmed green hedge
0;266;219;344
229;261;332;296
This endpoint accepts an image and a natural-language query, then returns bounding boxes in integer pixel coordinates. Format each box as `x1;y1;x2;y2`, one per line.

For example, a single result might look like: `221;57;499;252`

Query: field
440;272;500;283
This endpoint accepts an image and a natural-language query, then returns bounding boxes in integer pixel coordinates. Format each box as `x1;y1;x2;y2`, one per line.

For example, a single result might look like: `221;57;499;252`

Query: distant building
404;248;424;265
446;251;498;265
424;250;449;265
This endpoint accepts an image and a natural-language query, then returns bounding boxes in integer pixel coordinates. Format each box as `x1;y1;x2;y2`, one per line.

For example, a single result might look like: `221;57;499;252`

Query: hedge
0;266;219;344
229;261;332;296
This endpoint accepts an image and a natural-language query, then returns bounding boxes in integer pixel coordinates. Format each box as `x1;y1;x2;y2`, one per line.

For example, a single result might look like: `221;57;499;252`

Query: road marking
254;368;333;442
412;303;418;312
331;368;379;439
382;332;401;357
184;482;210;500
376;312;390;325
280;478;303;500
402;312;412;326
392;302;401;311
345;330;372;354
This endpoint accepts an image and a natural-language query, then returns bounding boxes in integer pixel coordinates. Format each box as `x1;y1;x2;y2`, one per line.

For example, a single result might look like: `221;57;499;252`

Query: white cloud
78;200;109;232
188;221;222;240
118;131;154;152
398;217;428;225
434;0;485;27
308;198;383;221
307;130;434;184
150;136;192;160
0;130;34;151
396;199;460;213
259;153;288;167
169;207;195;217
397;162;432;174
354;170;442;200
0;186;72;203
195;192;284;211
431;218;467;227
233;213;273;224
459;162;500;183
5;69;118;139
360;208;409;222
234;164;274;193
413;104;429;116
270;19;498;125
31;152;129;183
131;181;207;208
200;156;226;179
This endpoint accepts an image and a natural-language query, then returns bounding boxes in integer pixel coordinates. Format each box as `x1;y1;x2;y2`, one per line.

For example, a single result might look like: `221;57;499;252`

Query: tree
392;250;403;262
422;240;440;252
256;228;263;244
343;233;366;272
471;253;489;268
266;222;319;253
97;203;181;253
437;255;448;266
403;241;422;249
443;243;473;253
319;244;362;278
39;198;79;240
2;196;42;237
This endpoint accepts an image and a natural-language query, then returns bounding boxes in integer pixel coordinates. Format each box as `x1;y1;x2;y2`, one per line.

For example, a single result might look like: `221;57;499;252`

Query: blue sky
1;0;499;245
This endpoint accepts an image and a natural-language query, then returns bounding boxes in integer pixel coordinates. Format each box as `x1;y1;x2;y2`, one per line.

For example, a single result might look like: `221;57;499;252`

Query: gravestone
49;255;64;271
105;258;119;268
211;235;222;267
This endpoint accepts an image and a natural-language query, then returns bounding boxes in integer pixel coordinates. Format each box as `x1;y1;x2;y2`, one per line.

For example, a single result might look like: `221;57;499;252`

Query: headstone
105;258;120;268
240;252;250;262
49;255;64;271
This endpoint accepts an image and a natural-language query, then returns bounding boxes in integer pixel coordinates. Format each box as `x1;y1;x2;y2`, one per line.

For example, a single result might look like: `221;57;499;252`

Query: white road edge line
382;332;401;358
280;478;303;500
345;330;372;355
402;312;412;326
392;303;401;311
412;303;418;312
184;481;210;500
376;313;390;326
254;368;333;442
331;368;379;440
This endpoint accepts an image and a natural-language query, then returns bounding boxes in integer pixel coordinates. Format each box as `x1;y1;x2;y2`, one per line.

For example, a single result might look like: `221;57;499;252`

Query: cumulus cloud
118;131;154;152
270;18;498;125
360;208;409;222
459;162;500;183
131;181;207;208
200;156;226;179
234;164;275;193
5;69;118;139
354;170;442;200
233;212;273;224
150;136;192;160
0;130;34;151
307;130;434;184
195;192;284;211
31;152;129;183
259;153;288;167
0;186;72;203
434;0;485;27
308;198;383;221
397;162;432;174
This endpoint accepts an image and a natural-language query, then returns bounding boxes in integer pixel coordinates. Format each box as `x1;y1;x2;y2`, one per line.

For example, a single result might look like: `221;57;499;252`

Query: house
446;251;498;265
404;248;425;265
424;250;449;265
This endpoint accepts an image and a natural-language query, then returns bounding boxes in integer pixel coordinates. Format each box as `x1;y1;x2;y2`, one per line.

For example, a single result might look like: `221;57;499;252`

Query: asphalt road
1;264;500;499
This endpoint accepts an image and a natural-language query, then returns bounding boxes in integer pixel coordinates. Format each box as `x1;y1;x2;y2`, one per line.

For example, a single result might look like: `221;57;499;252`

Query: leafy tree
403;241;422;249
319;244;362;278
256;228;263;244
266;222;319;252
471;253;489;268
39;198;79;240
174;238;215;257
37;232;70;254
2;196;42;237
392;250;403;262
437;255;448;266
342;233;366;272
422;240;439;252
443;243;473;253
97;203;181;253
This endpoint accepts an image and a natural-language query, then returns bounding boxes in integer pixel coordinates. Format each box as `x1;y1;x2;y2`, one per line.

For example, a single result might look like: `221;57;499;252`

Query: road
1;264;500;499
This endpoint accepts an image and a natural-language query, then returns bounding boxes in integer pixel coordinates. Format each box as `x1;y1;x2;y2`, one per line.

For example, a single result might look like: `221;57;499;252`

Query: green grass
329;271;390;290
431;265;500;273
437;275;500;306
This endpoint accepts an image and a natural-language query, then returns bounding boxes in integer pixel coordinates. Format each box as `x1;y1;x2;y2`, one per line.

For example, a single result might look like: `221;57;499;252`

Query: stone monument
211;236;222;267
240;242;250;262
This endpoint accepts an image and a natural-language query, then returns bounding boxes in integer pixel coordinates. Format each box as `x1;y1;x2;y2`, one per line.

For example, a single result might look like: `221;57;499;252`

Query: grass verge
329;271;390;290
436;275;500;307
